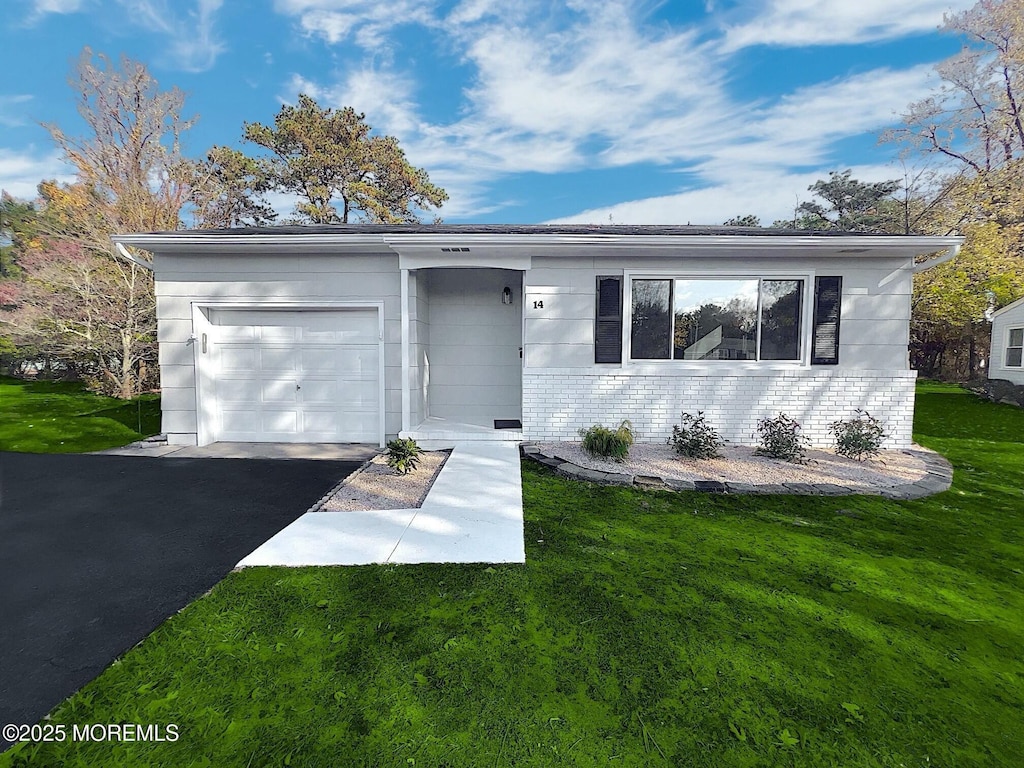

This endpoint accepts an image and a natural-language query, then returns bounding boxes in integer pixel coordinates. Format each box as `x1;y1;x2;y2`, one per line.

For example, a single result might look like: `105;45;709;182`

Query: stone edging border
520;443;954;500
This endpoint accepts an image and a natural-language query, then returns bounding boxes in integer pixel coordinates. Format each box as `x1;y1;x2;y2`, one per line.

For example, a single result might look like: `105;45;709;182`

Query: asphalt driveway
0;452;359;739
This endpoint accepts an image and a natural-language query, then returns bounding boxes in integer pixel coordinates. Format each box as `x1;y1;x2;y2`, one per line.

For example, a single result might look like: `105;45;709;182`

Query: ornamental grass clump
579;420;634;461
668;411;723;459
384;437;422;474
831;409;887;461
755;413;809;463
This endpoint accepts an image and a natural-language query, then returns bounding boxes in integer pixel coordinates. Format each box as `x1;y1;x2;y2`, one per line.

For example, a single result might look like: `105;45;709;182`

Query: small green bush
831;409;886;461
755;413;809;463
668;411;723;459
579;420;634;461
385;437;422;474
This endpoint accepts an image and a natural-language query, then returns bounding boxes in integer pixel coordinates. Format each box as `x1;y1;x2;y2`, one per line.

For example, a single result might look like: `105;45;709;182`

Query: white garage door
202;308;380;443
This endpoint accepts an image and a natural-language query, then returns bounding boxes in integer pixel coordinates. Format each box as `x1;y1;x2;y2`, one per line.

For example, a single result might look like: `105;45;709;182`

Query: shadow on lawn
80;398;161;436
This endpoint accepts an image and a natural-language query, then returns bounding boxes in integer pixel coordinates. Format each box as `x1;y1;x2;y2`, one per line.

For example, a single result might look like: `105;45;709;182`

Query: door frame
191;300;386;447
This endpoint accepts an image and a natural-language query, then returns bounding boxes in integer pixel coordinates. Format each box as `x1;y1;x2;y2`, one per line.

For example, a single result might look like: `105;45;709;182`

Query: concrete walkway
237;442;525;566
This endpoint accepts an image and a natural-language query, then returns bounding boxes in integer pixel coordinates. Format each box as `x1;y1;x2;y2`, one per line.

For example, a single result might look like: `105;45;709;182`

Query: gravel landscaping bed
535;441;932;491
316;451;450;512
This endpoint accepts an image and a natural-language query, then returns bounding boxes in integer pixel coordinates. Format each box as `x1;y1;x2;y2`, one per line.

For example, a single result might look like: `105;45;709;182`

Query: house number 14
532;300;544;309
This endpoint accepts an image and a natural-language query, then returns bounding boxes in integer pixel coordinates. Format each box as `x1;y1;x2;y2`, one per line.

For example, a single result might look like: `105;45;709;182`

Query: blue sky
1;0;976;225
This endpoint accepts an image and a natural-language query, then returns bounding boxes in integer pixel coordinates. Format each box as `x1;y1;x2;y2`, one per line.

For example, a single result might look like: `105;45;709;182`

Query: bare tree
32;48;197;396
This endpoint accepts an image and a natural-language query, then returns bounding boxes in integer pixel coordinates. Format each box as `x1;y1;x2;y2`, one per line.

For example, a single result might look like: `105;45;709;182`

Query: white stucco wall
155;252;400;445
989;298;1024;385
422;268;523;427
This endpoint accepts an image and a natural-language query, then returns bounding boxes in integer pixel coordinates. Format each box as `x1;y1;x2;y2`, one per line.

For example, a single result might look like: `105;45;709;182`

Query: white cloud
545;164;907;226
29;0;84;17
279;0;956;221
720;0;976;52
116;0;225;72
0;95;34;128
274;0;438;49
0;147;75;200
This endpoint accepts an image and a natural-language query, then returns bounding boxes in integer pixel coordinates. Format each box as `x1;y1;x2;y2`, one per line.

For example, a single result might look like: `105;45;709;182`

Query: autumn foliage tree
885;0;1024;379
1;48;195;396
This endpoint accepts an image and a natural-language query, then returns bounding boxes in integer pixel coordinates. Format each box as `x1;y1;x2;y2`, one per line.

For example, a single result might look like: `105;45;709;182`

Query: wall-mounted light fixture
502;286;513;305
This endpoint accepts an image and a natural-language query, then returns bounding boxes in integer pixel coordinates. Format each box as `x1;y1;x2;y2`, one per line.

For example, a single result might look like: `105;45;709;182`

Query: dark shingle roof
167;223;895;237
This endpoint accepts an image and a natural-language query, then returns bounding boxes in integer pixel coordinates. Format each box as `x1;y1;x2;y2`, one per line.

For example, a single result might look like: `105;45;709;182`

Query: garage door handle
296;383;301;390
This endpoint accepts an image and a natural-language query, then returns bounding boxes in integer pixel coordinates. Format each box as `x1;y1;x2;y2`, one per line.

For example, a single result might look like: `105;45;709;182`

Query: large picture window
630;277;804;361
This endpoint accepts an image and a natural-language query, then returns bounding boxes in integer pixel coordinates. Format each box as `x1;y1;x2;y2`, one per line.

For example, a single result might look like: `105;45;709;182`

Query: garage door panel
221;409;260;434
203;308;380;444
220;347;256;372
218;379;261;403
260;347;298;372
261;410;299;434
262;380;298;403
214;325;256;341
302;410;378;439
299;378;378;405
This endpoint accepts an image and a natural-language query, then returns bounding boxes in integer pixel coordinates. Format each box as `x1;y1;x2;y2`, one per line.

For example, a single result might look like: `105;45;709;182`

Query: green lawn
3;381;1023;766
0;376;161;453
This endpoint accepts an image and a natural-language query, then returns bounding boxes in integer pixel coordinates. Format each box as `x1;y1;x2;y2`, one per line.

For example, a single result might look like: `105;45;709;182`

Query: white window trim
1006;326;1024;368
622;270;815;368
191;300;386;448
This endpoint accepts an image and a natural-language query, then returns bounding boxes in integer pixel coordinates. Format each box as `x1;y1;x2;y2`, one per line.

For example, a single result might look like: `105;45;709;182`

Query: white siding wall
523;369;918;447
154;252;399;444
424;268;522;426
521;253;917;446
989;298;1024;385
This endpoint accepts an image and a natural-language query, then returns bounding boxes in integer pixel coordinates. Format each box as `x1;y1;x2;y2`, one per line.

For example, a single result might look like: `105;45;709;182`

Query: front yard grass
0;376;161;453
3;381;1022;766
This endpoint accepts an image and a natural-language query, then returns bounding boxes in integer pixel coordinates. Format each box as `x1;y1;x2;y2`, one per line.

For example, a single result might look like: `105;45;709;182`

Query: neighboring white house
989;295;1024;386
112;225;962;449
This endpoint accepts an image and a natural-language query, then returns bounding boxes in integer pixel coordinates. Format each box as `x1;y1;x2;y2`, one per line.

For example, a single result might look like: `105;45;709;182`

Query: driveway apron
0;452;357;742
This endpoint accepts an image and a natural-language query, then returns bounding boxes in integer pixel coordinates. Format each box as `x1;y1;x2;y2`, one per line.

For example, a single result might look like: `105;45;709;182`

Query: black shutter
595;276;623;363
811;276;842;365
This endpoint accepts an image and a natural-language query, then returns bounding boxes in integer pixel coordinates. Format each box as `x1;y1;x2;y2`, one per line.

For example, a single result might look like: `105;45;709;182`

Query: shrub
579;420;634;461
668;411;723;459
384;437;422;474
755;413;809;463
830;409;886;461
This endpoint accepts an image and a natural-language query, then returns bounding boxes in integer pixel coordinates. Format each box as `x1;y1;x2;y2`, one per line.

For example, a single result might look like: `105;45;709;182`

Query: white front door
200;308;380;443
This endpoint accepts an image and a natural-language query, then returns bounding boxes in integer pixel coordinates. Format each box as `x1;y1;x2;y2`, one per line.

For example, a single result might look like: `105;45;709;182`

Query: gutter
111;231;965;252
114;241;154;271
911;242;962;273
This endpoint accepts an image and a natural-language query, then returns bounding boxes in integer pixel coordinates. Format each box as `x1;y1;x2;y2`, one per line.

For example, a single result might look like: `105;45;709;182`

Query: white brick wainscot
522;368;917;448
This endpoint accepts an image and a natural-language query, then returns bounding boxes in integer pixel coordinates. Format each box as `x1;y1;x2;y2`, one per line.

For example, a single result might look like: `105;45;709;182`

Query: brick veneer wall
522;369;918;448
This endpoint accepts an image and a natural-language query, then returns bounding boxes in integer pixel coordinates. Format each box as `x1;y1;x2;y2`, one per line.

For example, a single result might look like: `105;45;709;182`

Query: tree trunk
120;330;134;399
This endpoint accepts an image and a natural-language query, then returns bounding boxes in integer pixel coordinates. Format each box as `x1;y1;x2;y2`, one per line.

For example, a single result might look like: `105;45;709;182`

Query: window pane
673;279;758;360
631;280;672;359
760;279;804;360
1009;328;1024;347
1007;347;1023;367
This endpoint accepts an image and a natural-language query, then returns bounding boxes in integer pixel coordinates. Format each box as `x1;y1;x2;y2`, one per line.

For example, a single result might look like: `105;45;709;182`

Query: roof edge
112;231;964;251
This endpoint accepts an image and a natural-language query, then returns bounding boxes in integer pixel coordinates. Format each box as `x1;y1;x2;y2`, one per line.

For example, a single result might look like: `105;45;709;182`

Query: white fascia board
992;294;1024;317
112;231;963;258
111;233;393;253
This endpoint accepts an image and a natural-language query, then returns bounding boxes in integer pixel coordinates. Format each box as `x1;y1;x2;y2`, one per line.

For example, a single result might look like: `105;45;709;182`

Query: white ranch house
113;225;962;449
989;295;1024;386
